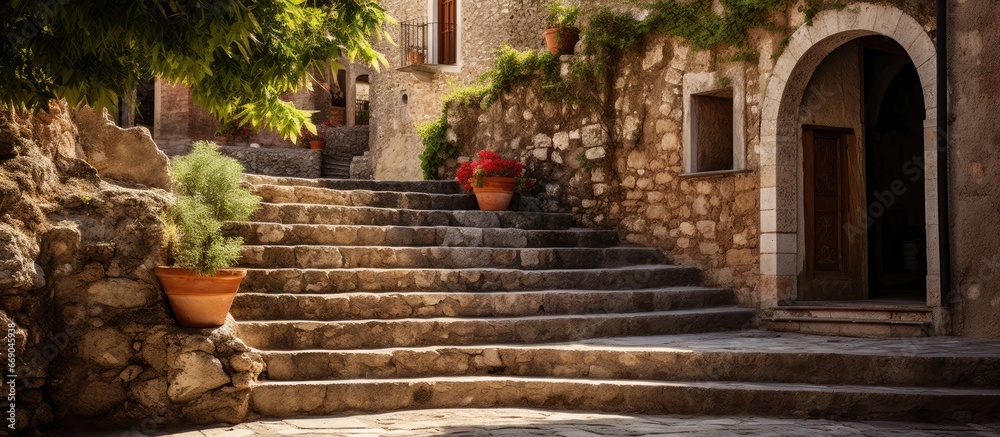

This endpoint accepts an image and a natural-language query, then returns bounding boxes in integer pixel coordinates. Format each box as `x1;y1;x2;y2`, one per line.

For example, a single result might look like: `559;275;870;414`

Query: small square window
682;71;745;176
691;90;734;172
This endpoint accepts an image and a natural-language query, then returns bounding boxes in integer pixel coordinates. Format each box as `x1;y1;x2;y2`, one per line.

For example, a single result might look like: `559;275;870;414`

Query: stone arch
342;61;375;126
758;3;939;307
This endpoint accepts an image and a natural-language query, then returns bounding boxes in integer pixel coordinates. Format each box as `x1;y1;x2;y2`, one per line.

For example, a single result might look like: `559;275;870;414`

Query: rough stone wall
217;146;323;179
325;126;371;157
369;0;550;180
949;0;1000;339
0;102;263;433
442;33;764;306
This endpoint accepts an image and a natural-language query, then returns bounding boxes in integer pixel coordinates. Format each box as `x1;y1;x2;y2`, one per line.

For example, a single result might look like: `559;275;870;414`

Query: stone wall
217;146;323;179
0;102;264;433
949;0;1000;339
325;125;370;156
369;0;550;181
441;32;764;306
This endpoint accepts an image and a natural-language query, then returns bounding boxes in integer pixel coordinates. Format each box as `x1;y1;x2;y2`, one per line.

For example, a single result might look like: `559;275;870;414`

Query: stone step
771;304;934;323
240;265;701;294
761;317;932;338
259;333;1000;387
250;184;478;210
224;223;620;248
252;203;575;229
236;308;755;350
250;377;1000;421
231;287;735;321
244;174;462;194
237;246;665;270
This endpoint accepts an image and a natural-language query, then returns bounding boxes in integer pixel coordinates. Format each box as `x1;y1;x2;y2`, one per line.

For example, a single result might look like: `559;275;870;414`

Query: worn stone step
259;331;1000;387
236;308;754;350
250;377;1000;421
237;246;665;270
244;174;462;194
231;287;735;321
761;318;932;338
252;203;575;229
224;223;620;248
240;265;700;294
771;304;934;323
251;184;479;210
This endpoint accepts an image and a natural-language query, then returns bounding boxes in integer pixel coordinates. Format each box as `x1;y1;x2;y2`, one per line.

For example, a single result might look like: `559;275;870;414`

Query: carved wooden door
801;126;867;301
438;0;457;65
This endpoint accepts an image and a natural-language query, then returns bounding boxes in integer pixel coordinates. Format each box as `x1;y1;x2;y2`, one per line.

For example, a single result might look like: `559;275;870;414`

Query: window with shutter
438;0;456;65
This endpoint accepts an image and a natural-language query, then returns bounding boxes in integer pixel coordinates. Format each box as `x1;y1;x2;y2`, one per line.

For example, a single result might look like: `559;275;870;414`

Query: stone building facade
367;0;1000;339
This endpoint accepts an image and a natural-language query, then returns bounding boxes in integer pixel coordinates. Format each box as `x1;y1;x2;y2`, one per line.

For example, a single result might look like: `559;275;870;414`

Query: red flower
455;150;531;192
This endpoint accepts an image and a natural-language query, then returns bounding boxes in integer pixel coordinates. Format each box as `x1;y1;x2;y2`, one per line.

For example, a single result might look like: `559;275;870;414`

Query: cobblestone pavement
76;409;1000;436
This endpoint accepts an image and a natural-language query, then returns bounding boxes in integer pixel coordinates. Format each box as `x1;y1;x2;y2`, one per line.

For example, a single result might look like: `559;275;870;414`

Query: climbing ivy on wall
417;0;854;179
417;47;562;179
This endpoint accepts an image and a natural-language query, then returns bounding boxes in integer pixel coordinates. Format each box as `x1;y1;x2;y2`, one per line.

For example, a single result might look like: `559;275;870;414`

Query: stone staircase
227;174;1000;422
322;150;362;179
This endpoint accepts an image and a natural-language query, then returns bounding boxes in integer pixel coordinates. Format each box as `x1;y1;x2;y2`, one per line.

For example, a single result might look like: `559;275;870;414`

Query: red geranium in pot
456;150;534;211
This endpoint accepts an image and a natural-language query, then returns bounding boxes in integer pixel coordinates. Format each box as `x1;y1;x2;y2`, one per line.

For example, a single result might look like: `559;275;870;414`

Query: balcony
398;20;456;76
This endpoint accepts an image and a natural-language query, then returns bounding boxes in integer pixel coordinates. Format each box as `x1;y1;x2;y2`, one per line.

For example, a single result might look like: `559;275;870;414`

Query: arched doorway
796;36;926;302
758;3;942;330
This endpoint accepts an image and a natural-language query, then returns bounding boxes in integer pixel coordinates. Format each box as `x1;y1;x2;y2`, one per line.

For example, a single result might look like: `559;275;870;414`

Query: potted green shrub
544;1;580;56
156;141;261;328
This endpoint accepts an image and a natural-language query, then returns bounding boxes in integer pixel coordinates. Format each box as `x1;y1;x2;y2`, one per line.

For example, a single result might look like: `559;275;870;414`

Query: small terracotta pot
544;27;580;56
155;267;246;328
473;177;517;211
309;140;325;150
408;51;425;64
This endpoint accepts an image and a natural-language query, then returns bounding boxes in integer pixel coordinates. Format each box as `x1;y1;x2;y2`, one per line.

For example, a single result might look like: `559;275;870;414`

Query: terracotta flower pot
155;267;246;328
309;140;325;150
473;176;517;211
544;27;580;56
408;51;425;64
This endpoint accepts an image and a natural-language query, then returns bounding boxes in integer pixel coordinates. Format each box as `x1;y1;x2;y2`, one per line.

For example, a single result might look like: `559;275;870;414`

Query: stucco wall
369;0;550;180
949;0;1000;338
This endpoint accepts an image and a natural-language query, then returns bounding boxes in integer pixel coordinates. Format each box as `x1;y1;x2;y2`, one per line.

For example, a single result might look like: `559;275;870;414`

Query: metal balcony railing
399;20;456;68
355;97;370;126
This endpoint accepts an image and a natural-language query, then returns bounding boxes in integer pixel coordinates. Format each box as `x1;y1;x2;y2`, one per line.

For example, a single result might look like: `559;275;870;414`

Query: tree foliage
0;0;391;140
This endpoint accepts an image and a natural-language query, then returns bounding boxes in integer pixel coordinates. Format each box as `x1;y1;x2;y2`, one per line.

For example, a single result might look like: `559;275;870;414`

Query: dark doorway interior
861;37;927;300
135;77;156;131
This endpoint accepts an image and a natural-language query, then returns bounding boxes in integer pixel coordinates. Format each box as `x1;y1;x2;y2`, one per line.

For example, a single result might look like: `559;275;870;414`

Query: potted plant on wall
156;142;261;328
456;150;534;211
544;1;580;56
301;122;327;149
407;46;426;65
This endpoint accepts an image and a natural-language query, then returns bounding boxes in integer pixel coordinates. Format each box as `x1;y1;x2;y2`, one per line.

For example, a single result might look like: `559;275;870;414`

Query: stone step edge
243;265;693;274
239;245;661;253
235;286;732;297
257;202;573;218
252;376;1000;395
250;378;999;421
235;307;752;325
244;174;460;187
259;202;573;215
764;316;930;326
252;183;474;198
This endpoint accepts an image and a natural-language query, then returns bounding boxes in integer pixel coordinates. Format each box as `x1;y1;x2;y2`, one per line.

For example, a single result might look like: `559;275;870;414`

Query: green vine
418;0;847;178
417;46;562;179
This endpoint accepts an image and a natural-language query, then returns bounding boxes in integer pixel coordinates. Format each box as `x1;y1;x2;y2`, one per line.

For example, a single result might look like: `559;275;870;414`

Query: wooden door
800;126;867;301
438;0;456;65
